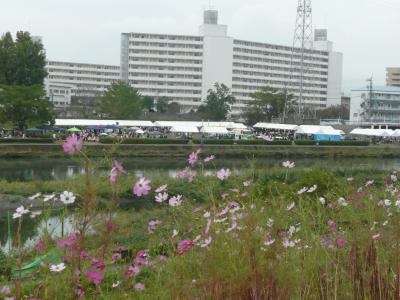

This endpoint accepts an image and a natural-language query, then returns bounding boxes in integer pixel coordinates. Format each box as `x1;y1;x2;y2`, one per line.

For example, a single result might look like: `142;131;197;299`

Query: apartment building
121;10;343;114
387;68;400;87
46;61;120;98
350;86;400;124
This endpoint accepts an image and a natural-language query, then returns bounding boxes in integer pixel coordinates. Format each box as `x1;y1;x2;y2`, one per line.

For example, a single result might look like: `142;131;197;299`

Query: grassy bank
1;143;400;159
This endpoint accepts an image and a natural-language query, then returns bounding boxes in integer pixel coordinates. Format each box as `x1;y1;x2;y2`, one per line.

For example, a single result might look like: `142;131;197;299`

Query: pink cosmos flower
133;177;151;197
111;253;122;263
85;268;103;285
63;134;83;155
188;151;199;165
217;168;231;181
337;237;346;248
57;232;81;249
372;234;381;241
148;220;162;233
125;265;140;279
179;166;190;178
177;239;193;255
201;236;212;248
36;239;45;253
188;171;197;183
1;286;11;294
204;155;215;163
134;250;149;266
155;184;167;193
134;282;145;291
110;160;125;184
169;195;183;207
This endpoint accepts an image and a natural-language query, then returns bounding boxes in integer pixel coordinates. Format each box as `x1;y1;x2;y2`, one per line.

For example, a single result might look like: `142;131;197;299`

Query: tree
97;81;143;119
167;102;181;114
0;31;53;130
316;105;349;120
0;31;47;86
198;83;236;121
244;87;292;125
142;96;155;112
0;85;54;130
156;97;170;113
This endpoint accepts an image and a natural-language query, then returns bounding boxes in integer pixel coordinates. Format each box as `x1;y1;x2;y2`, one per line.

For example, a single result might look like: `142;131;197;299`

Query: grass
1;151;400;298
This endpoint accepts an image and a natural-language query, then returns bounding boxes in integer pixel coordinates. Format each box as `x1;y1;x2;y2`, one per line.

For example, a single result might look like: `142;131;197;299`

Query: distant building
46;61;120;98
120;10;343;114
387;67;400;87
341;95;350;109
350;86;400;124
44;79;73;109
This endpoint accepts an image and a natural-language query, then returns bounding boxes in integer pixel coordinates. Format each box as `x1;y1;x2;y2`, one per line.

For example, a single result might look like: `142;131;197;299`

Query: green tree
198;83;236;121
156;97;170;113
142;96;154;112
244;87;293;125
167;102;181;114
0;85;54;130
0;31;53;130
97;81;143;119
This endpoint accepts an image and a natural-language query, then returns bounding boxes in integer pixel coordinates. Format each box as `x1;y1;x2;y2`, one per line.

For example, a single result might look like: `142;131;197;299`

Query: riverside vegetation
1;135;400;299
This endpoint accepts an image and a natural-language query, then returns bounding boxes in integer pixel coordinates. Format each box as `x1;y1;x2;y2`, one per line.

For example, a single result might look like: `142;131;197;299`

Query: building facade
46;61;120;98
387;68;400;87
350;86;400;124
121;10;343;115
44;79;73;109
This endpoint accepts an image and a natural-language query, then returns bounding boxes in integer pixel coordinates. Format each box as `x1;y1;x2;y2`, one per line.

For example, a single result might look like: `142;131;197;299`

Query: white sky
2;0;399;93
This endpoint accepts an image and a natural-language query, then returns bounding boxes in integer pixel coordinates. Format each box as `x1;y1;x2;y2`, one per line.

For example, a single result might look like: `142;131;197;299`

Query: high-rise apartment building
121;10;343;115
46;61;120;98
387;68;400;87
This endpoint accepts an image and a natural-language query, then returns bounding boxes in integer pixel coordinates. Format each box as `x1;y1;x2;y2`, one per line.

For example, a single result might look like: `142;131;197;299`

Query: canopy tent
170;125;199;133
254;123;298;131
67;127;81;132
295;125;342;135
55;119;155;128
200;127;230;134
350;128;394;137
26;127;42;132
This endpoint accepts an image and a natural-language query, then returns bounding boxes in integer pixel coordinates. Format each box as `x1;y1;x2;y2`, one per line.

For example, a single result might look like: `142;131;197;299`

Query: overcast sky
2;0;399;92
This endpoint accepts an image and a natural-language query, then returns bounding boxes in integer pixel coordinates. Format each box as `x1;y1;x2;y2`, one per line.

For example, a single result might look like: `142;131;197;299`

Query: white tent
350;128;394;137
254;123;298;131
170;125;199;133
55;119;155;128
200;127;230;134
295;125;341;135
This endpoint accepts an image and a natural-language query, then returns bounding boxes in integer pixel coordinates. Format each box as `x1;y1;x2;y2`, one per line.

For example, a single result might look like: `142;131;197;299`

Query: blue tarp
313;134;342;141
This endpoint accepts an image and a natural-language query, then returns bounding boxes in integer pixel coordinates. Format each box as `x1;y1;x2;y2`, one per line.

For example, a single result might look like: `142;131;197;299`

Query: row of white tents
254;123;344;136
55;119;248;135
350;128;400;137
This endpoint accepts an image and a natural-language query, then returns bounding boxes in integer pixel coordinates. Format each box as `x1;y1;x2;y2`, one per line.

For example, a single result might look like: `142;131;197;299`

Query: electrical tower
284;0;313;123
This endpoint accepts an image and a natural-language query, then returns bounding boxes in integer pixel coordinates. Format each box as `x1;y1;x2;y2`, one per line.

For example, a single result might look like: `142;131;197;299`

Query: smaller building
350;86;400;125
45;80;73;109
387;67;400;87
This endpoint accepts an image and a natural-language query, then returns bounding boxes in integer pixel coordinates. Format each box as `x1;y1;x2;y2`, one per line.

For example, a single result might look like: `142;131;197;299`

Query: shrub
294;140;317;145
0;138;54;143
99;138;189;144
0;249;11;280
192;139;292;145
319;140;370;146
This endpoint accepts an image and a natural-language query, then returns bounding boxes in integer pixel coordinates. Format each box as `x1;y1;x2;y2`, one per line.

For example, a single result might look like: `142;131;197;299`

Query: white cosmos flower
297;187;308;195
13;206;30;219
282;239;295;248
172;229;179;238
60;191;76;205
267;218;274;228
307;185;317;193
203;211;211;218
29;193;42;201
112;281;121;288
384;199;392;206
50;263;66;272
264;238;275;246
168;195;183;207
282;161;295;168
286;202;295;211
338;197;348;207
43;194;56;202
155;192;168;203
319;197;326;205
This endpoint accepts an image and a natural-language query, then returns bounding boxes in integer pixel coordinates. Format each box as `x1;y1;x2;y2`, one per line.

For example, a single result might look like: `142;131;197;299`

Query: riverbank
1;143;400;159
